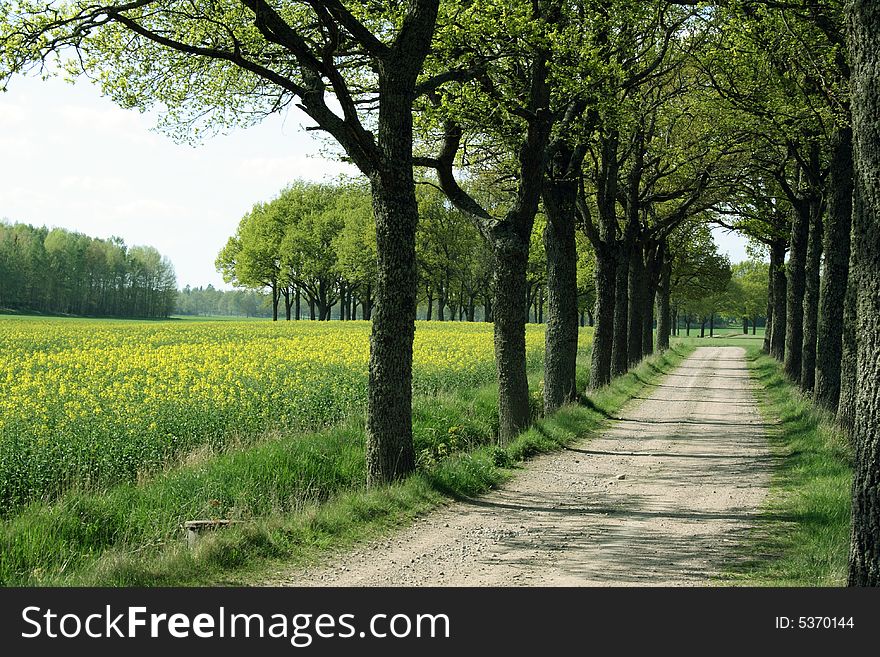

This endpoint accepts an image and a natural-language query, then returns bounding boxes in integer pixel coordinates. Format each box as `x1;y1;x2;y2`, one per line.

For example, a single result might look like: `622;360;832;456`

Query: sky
0;74;751;290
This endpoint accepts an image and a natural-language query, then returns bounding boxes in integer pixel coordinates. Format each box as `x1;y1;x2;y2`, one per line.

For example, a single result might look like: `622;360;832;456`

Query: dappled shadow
461;344;777;585
563;446;781;463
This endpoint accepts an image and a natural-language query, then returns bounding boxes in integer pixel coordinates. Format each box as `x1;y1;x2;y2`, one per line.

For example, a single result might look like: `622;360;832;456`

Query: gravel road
266;346;772;586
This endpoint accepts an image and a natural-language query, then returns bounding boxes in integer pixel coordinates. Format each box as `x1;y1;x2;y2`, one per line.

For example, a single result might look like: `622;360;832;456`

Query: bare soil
265;346;772;586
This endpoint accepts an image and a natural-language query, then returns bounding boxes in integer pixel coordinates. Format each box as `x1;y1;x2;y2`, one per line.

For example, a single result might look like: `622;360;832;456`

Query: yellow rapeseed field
0;317;556;512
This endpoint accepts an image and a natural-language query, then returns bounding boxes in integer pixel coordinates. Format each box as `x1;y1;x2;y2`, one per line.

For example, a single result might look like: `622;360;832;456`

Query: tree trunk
627;243;645;367
763;262;773;353
710;313;714;338
309;298;316;321
700;319;705;338
589;244;616;389
815;126;853;411
753;315;758;335
801;199;823;393
295;286;301;320
363;56;430;486
770;238;788;360
643;243;661;357
848;0;880;586
283;288;292;321
838;239;858;434
784;203;809;381
362;283;373;321
656;258;672;351
611;243;630;376
339;282;347;320
492;233;532;443
426;288;433;321
542;177;579;411
271;283;279;322
686;315;690;336
744;317;749;335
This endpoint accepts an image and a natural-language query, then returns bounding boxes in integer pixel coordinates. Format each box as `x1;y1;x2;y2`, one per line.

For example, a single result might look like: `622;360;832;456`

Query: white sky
0;74;751;289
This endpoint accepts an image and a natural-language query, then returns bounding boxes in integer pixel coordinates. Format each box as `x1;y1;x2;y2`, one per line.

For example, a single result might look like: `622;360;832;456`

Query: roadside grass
713;348;852;586
0;342;693;586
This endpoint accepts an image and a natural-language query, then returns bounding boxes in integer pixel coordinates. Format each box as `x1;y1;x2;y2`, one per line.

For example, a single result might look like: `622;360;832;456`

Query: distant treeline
176;285;272;317
0;221;177;318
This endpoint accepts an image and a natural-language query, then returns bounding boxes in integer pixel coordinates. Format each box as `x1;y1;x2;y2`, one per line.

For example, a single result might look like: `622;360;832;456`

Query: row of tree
0;221;177;318
176;285;272;318
218;179;753;332
3;1;877;583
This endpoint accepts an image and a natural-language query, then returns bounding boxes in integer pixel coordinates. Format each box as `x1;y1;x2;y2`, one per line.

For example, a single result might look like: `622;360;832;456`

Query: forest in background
0;221;177;318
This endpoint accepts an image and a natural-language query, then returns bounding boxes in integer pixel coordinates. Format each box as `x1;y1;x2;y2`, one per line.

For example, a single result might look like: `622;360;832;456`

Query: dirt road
268;346;772;586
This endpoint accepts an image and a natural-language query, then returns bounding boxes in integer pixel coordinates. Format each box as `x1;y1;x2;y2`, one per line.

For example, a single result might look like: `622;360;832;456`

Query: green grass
0;342;693;586
713;348;852;586
674;330;765;343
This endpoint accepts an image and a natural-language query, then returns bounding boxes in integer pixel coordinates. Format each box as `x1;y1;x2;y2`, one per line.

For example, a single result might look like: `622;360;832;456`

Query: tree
668;221;731;335
847;0;880;587
217;202;284;321
1;0;446;486
414;0;557;442
277;183;343;321
332;183;377;321
730;260;769;334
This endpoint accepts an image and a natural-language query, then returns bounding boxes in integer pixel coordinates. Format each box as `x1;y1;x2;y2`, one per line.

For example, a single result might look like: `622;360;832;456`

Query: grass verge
716;349;852;586
1;343;692;586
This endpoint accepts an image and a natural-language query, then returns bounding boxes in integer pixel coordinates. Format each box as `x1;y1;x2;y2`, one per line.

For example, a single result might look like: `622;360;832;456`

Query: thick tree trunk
627;244;645;367
784;203;809;381
643;243;661;357
763;261;773;353
366;168;418;485
656;259;672;352
309;298;316;321
770;239;788;360
542;178;579;411
363;50;433;486
492;234;532;443
801;199;823;393
848;0;880;586
295;287;301;320
816;126;853;411
612;243;630;375
590;244;616;389
838;240;858;434
271;283;279;322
